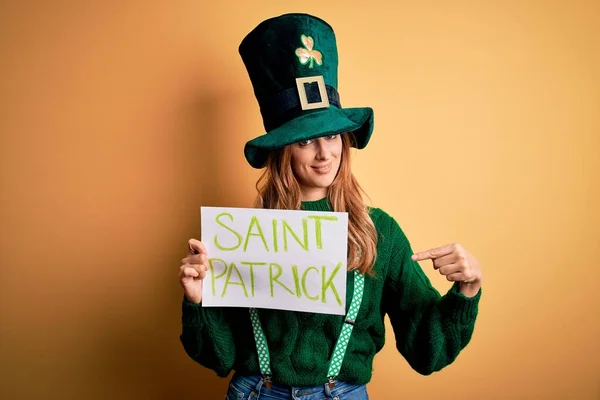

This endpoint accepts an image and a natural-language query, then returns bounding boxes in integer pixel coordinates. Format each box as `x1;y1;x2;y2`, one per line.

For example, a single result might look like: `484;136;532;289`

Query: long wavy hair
254;133;378;275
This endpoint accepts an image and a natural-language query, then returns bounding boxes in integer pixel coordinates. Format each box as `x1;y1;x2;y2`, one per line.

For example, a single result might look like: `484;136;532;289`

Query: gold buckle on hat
295;75;330;110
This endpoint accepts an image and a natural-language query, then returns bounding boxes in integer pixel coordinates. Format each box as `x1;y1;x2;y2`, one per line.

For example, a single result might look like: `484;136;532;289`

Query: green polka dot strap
249;271;365;388
326;271;364;386
249;307;272;386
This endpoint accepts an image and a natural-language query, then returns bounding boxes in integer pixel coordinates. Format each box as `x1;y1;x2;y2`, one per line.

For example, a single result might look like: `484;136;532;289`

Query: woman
179;13;482;399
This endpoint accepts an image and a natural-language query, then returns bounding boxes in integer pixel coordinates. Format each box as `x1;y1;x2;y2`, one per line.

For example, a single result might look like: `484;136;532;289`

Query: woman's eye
298;135;337;147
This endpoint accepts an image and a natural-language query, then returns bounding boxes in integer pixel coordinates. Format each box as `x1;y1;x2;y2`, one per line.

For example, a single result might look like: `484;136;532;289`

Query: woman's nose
315;138;331;159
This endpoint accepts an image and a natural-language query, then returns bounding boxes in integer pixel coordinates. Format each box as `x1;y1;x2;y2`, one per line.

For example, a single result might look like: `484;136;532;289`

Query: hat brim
244;106;374;168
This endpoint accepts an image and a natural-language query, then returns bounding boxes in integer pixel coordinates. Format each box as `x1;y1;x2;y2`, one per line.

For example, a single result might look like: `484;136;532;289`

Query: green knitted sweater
180;198;481;386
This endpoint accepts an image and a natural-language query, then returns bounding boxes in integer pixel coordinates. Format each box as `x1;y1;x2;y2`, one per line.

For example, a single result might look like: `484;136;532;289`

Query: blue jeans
225;374;369;400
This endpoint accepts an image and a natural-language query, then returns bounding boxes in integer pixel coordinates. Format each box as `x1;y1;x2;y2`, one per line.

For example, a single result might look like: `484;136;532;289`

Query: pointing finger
411;244;455;261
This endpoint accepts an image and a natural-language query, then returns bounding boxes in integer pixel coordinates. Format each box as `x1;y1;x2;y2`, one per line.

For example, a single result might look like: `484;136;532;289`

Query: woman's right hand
179;239;208;304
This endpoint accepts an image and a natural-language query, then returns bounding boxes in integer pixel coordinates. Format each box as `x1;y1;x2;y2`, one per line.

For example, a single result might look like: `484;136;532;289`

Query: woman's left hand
411;243;482;297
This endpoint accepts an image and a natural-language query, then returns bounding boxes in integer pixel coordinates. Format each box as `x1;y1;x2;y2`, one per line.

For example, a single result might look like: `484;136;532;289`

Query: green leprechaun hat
239;13;374;168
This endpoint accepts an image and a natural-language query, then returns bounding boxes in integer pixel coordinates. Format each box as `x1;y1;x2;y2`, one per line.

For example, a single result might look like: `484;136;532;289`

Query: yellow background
1;1;599;399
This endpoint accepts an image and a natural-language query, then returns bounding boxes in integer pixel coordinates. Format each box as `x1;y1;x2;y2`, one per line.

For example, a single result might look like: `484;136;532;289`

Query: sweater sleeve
179;297;237;377
382;217;481;375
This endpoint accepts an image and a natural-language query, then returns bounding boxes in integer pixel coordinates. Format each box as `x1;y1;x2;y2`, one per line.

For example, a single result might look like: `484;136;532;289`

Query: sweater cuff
447;282;481;324
181;296;209;329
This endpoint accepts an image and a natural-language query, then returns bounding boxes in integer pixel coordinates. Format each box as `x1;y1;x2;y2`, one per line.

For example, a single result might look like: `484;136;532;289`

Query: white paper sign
200;206;348;315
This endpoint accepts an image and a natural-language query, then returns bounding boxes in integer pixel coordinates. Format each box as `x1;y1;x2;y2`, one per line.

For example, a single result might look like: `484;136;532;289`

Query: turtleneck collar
300;197;333;212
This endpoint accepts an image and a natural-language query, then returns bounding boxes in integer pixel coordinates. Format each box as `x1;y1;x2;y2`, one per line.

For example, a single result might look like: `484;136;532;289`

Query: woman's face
290;134;343;201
